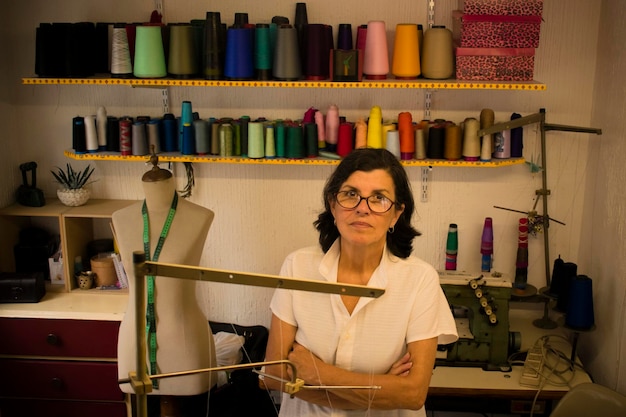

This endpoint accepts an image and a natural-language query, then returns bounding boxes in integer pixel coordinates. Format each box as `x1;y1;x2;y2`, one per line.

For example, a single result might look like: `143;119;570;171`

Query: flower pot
57;187;90;206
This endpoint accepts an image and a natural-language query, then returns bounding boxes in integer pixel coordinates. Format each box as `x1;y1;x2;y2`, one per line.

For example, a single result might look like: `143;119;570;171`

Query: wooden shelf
23;76;546;91
65;150;525;168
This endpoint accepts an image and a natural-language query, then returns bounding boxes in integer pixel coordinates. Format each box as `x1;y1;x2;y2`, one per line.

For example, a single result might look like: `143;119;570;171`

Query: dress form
113;162;217;402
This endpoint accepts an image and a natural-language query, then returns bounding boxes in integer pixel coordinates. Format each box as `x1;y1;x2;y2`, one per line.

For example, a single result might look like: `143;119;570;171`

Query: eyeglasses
335;190;397;213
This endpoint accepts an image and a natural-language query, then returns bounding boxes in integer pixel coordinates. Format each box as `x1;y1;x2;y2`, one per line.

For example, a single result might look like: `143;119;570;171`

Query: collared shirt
270;240;458;417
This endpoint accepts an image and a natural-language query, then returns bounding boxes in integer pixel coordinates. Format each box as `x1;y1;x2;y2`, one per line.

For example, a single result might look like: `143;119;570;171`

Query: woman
264;148;458;416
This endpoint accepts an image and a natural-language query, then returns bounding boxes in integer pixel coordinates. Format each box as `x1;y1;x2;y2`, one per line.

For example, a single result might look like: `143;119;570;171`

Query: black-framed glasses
335;190;397;213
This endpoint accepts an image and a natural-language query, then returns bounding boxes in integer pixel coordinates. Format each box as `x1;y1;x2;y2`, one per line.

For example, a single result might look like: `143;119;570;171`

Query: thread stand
533;287;558;329
479;109;602;329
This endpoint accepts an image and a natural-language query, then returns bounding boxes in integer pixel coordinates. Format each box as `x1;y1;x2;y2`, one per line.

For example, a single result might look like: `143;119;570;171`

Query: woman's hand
387;352;412;377
287;342;325;385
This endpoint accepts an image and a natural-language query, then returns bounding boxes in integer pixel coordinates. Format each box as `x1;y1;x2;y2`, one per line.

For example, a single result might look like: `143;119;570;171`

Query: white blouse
270;240;458;417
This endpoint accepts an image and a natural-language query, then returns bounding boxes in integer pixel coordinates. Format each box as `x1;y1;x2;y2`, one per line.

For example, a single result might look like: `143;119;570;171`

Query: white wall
584;0;626;394
3;0;623;395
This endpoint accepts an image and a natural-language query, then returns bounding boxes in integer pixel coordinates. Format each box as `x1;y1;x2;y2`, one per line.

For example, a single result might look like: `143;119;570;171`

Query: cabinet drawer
0;398;127;417
0;359;124;401
0;317;119;358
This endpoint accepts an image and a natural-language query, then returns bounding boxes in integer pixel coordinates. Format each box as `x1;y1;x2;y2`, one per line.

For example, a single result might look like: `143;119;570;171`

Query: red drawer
0;359;125;401
0;317;119;358
0;398;127;417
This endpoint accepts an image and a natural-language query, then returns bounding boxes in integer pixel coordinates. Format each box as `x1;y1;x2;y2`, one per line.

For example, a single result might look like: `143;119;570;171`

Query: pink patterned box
458;0;543;16
453;11;542;48
455;47;535;81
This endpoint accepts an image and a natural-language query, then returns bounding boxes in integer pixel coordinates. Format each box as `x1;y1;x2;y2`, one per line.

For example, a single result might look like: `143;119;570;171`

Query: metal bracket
421;166;431;203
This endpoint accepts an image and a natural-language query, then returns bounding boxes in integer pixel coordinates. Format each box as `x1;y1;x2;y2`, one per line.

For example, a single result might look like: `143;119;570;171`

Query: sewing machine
436;271;522;372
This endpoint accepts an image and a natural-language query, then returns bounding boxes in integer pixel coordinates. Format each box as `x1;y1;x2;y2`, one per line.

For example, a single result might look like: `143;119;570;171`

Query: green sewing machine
436;271;522;372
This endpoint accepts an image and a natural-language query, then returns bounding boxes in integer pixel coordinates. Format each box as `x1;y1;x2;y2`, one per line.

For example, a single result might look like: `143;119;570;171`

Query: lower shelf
65;150;526;167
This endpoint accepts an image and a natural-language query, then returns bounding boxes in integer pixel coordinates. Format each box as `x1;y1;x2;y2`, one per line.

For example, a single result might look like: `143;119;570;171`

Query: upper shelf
64;150;525;168
22;76;546;91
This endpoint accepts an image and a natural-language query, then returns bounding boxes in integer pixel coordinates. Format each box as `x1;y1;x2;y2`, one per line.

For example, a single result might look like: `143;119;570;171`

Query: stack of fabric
452;0;543;81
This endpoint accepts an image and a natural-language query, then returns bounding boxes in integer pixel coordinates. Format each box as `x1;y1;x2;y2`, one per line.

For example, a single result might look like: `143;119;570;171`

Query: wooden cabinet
0;316;127;417
0;199;137;293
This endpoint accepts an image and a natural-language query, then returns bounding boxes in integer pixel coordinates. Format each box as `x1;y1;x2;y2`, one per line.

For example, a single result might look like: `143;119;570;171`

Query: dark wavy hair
313;148;420;258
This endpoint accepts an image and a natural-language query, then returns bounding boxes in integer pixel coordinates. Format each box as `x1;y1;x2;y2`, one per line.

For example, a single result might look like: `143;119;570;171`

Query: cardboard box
455;47;535;81
453;11;542;48
459;0;543;16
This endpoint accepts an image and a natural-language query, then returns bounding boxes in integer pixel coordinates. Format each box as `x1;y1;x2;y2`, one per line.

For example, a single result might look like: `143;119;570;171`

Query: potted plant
51;163;96;206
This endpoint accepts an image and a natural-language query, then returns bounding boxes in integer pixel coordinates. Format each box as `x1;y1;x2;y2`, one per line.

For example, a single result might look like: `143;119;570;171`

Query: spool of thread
194;119;209;155
72;116;87;153
510;112;524;157
314;110;326;150
146;119;161;154
131;121;148;155
210;121;221;155
337;122;354;157
162;114;178;152
219;123;233;156
275;121;286;157
493;130;511;159
397;112;414;160
366;105;383;148
303;24;331;80
273;25;301;81
224;27;254;80
96;106;107;150
248;121;265;159
286;124;305;158
385;130;400;159
354;118;367;149
363;21;389;80
119;118;132;155
356;24;367;51
234;12;248;27
427;124;445;159
255;24;272;80
462;117;480;161
294;2;308;70
546;256;566;298
392;23;420;79
480;108;495;161
381;122;396;148
421;26;454;79
180;101;194;149
514;218;529;291
133;25;166;78
565;275;595;330
180;123;195;155
265;124;276;158
337;23;353;50
445;223;458;271
444;123;462;160
304;122;318;157
556;262;578;312
230;120;241;156
111;23;133;78
239;116;250;157
325;104;340;152
84;115;99;153
414;127;427;160
168;23;198;78
106;117;120;152
481;217;494;272
203;12;223;80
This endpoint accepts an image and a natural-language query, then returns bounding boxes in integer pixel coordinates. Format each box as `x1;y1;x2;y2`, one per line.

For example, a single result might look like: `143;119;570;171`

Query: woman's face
330;169;404;250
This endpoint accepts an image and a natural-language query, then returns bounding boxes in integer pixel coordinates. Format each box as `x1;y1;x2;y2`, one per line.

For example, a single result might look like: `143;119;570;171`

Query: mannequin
113;159;218;406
